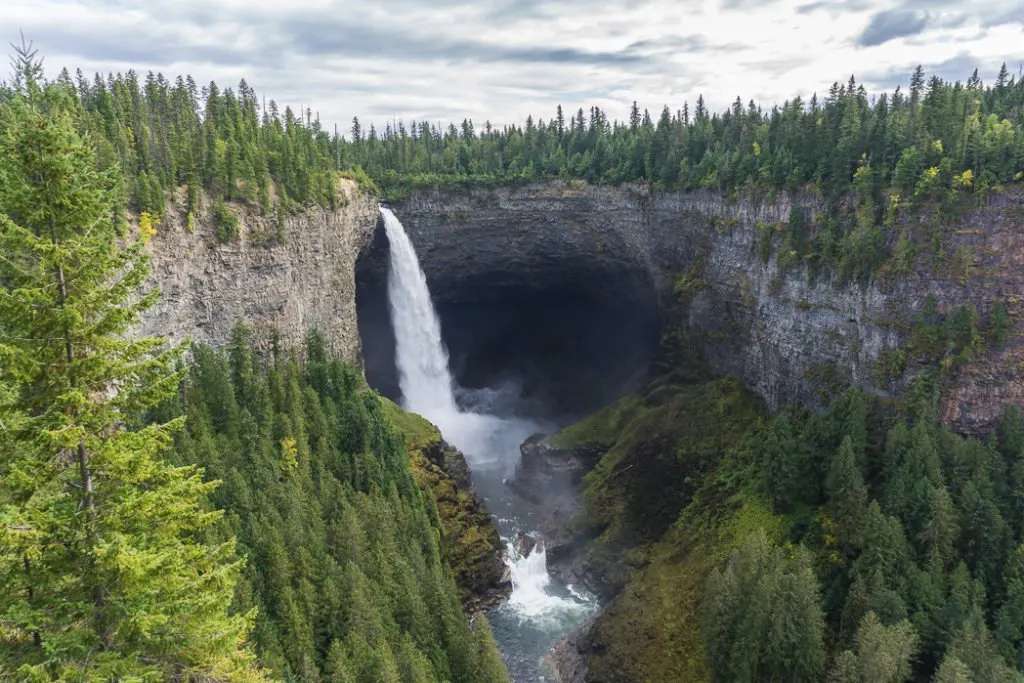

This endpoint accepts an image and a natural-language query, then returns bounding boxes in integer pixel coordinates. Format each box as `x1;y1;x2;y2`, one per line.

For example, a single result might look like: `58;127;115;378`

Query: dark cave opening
355;221;661;419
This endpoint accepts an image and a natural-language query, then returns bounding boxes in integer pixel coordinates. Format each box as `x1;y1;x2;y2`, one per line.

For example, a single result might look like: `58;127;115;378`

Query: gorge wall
381;181;1024;436
137;179;379;364
139;178;1024;437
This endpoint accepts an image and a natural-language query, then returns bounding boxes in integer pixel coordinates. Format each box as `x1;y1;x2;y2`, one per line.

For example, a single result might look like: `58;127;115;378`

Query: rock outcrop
137;180;378;364
389;182;1024;436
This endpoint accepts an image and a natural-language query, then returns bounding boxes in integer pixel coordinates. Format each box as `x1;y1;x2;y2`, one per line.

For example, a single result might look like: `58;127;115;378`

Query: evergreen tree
827;436;869;556
703;531;825;682
829;612;917;683
0;45;262;680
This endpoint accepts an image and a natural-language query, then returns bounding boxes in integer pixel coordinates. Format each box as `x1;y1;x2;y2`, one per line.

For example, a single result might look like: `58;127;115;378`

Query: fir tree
0;45;262;680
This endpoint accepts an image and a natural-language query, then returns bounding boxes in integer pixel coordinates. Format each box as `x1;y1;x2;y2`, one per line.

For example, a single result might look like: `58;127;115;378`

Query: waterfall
381;206;458;416
381;206;596;676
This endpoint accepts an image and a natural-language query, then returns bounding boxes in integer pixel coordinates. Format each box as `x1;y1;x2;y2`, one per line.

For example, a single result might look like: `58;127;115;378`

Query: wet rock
507;433;605;507
514;531;538;558
545;616;598;683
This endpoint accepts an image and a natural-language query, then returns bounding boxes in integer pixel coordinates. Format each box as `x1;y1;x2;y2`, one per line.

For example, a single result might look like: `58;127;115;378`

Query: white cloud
2;0;1023;130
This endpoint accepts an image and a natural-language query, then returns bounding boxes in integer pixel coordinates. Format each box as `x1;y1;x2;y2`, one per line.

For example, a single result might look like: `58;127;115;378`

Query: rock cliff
137;180;378;364
387;181;1024;436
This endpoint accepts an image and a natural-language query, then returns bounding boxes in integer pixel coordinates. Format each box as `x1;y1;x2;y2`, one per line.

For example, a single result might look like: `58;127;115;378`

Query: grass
381;397;440;451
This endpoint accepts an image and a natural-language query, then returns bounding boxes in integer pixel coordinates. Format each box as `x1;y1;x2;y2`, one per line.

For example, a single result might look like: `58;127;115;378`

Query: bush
212;201;239;243
339;165;380;195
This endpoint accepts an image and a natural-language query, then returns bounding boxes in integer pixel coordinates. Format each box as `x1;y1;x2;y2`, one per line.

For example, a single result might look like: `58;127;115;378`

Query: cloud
720;0;779;9
796;0;870;14
856;9;930;46
983;6;1024;28
2;0;1023;131
275;15;647;66
860;52;1013;91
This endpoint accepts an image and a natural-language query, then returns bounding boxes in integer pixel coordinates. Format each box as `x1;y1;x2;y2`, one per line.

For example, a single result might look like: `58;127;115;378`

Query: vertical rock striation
391;181;1024;436
136;180;379;363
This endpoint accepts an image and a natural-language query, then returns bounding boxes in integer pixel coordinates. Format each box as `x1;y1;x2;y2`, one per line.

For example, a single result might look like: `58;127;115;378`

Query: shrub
212;201;239;243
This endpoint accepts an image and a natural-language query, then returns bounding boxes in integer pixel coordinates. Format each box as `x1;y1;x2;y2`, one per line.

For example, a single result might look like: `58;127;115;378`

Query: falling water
381;206;596;681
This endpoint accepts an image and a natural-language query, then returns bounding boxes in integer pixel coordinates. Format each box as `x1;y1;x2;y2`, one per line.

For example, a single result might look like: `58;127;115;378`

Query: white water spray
382;206;459;415
381;205;594;633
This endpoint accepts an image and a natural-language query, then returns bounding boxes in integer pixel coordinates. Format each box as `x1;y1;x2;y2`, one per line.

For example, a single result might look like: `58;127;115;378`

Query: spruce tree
827;436;869;556
0;48;262;681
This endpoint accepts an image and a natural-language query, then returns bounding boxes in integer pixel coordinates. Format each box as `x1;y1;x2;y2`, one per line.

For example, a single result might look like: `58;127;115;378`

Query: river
381;206;596;681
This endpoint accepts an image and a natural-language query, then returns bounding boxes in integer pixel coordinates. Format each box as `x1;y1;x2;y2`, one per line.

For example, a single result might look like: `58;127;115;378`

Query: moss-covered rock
582;496;785;683
543;374;772;682
548;375;765;596
381;399;507;609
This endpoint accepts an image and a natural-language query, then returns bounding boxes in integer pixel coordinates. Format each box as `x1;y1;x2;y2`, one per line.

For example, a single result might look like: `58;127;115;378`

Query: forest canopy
10;59;1022;212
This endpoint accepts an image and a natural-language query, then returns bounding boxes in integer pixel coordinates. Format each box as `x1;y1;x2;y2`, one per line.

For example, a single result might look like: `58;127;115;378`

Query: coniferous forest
5;33;1024;683
163;331;509;683
0;47;508;682
25;60;1024;211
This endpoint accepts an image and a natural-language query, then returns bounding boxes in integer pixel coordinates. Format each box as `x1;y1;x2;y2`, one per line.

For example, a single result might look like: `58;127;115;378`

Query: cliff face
136;180;378;364
391;182;1024;436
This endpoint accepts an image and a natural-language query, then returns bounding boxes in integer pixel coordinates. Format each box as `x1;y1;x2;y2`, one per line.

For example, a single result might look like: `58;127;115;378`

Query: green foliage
381;398;506;604
745;389;1024;680
891;229;917;276
568;357;1024;682
12;58;1024;218
991;299;1011;348
213;200;240;243
343;68;1024;205
338;165;379;194
826;436;869;556
0;53;262;681
904;295;986;377
829;612;917;683
702;531;826;682
756;221;774;264
172;328;508;681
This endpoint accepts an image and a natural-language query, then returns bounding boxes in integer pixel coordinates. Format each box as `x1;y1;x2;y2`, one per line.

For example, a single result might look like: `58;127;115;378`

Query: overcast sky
3;0;1024;131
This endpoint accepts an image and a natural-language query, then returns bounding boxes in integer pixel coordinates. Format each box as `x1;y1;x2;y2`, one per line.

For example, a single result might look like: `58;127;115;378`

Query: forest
699;378;1024;683
24;59;1024;213
22;56;1023;288
160;330;509;683
6;38;1024;683
0;48;507;681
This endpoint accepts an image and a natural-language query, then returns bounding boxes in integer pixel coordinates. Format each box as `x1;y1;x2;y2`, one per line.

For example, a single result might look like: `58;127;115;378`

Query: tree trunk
50;212;105;631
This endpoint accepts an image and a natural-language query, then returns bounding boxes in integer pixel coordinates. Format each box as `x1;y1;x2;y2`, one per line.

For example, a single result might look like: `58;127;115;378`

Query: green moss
586;495;785;683
549;393;649;449
381;398;440;451
544;371;776;682
380;399;504;605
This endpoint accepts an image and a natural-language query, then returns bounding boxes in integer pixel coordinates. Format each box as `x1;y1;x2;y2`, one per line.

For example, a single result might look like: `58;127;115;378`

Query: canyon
140;180;1024;680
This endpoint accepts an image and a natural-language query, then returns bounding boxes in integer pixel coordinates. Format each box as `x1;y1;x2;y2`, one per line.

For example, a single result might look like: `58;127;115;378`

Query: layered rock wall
392;181;1024;436
137;180;378;363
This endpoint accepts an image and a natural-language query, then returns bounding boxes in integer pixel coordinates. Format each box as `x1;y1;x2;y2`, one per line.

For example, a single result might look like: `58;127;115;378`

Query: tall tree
0;46;262;681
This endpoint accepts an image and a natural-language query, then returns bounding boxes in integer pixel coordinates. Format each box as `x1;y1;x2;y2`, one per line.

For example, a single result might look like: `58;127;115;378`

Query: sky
3;0;1024;131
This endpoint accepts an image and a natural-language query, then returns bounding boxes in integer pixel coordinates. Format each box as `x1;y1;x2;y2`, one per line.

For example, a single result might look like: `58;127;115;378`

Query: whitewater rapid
381;206;595;679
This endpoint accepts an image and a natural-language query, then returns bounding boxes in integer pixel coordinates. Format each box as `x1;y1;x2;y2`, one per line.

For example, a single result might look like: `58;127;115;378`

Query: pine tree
471;616;512;683
997;544;1024;671
829;612;917;683
0;47;262;680
827;436;869;556
990;299;1011;348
